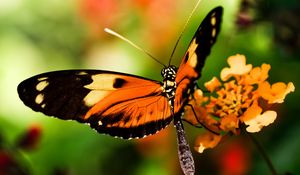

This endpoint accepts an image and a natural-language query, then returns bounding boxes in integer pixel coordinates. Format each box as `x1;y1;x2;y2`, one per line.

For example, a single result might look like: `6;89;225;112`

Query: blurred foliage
0;0;299;174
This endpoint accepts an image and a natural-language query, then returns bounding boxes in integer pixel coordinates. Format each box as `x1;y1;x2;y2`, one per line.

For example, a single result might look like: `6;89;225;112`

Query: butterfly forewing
177;7;222;77
18;70;173;139
174;7;223;113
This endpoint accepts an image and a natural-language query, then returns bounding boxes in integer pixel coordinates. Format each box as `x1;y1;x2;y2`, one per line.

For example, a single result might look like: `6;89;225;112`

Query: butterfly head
161;65;177;81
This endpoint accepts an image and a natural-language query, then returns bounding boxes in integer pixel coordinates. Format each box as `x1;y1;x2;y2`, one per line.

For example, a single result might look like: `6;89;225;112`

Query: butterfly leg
181;118;202;128
185;104;220;135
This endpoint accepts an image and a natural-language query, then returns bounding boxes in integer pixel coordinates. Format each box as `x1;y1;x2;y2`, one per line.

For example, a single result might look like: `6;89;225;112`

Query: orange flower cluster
184;54;295;153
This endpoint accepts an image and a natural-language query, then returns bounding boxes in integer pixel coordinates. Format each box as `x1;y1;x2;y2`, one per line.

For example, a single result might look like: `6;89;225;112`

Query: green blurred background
0;0;299;174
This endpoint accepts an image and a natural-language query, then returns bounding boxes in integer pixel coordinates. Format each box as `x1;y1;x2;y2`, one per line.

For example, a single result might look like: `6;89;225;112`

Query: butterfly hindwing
18;70;173;139
174;7;223;113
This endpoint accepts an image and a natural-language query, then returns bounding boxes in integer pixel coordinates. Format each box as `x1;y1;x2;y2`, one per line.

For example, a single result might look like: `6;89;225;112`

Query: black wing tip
17;78;42;113
207;6;223;19
213;6;223;11
17;81;24;99
209;6;223;18
17;78;32;104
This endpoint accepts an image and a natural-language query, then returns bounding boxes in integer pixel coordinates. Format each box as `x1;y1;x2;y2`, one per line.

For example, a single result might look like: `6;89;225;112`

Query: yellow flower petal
193;89;209;106
205;77;221;92
219;114;239;133
194;132;222;153
240;101;262;122
244;63;270;84
244;110;277;133
194;89;204;100
221;54;252;81
258;82;295;103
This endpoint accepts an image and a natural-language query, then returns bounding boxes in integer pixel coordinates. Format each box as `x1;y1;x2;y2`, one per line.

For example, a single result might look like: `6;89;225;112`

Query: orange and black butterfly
18;7;223;174
18;7;222;142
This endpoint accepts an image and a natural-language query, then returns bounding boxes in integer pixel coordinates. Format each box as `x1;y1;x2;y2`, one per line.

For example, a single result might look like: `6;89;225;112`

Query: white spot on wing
84;74;120;90
38;77;48;81
186;39;199;68
188;39;198;54
35;94;44;104
36;81;49;91
83;90;110;107
212;28;216;38
41;104;46;108
211;17;216;26
188;54;198;68
77;71;88;75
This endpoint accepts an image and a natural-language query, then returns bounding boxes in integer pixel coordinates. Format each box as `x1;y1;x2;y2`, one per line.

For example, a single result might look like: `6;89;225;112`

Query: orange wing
174;7;223;114
18;70;172;139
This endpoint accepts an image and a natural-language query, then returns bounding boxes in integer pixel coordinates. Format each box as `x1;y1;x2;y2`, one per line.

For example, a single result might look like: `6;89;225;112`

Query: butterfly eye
171;66;178;72
161;68;166;76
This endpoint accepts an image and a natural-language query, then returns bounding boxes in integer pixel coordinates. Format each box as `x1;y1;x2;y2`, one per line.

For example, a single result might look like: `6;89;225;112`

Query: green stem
247;133;278;175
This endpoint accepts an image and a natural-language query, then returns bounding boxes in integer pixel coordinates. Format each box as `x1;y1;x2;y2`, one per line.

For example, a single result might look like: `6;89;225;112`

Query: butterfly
18;7;223;140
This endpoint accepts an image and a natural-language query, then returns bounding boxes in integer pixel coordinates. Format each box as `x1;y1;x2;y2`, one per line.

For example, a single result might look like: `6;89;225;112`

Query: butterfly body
161;65;178;103
18;7;223;140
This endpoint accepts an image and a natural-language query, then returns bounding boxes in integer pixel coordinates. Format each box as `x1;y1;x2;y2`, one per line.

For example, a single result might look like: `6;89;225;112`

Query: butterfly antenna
168;0;202;66
104;28;167;68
